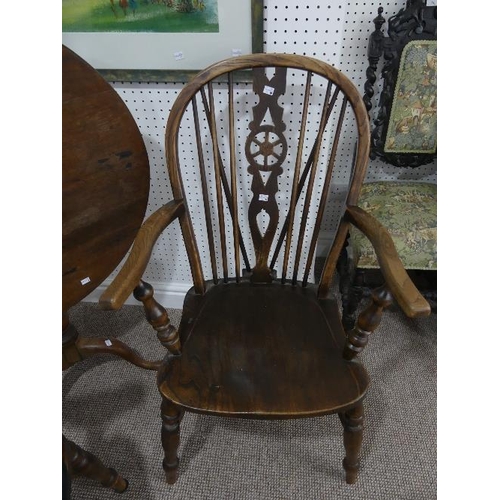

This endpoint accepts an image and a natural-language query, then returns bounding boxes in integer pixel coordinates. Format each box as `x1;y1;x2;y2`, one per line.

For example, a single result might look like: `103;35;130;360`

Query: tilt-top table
62;44;150;494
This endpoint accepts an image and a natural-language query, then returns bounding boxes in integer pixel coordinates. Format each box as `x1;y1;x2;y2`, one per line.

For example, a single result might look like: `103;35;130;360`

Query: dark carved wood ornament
247;67;287;282
364;0;437;167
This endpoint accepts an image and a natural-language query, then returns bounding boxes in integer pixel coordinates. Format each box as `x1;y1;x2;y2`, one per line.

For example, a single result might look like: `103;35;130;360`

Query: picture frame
62;0;263;82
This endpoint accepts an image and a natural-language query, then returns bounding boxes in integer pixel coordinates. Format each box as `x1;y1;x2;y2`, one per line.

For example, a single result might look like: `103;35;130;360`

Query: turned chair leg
62;435;128;493
343;284;393;360
161;397;184;484
134;280;181;355
339;403;365;484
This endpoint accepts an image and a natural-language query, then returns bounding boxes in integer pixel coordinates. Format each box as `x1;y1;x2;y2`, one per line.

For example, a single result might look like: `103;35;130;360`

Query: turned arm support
345;205;431;318
99;199;185;310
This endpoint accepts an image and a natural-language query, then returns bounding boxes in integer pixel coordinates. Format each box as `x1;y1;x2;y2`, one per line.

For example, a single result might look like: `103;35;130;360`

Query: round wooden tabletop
62;45;150;313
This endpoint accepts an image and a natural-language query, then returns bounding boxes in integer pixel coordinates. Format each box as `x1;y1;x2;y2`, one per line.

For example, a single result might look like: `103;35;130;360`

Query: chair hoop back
164;53;370;293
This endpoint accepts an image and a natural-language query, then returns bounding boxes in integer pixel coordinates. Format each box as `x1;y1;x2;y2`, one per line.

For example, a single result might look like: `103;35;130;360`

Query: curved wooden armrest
345;205;431;318
99;199;185;310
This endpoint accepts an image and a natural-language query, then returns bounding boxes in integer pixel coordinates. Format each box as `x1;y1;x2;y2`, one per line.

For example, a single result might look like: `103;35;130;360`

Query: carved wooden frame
364;0;437;168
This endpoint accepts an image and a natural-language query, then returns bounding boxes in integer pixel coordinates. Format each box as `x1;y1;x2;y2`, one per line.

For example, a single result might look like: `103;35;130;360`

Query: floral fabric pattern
350;181;437;270
384;40;437;154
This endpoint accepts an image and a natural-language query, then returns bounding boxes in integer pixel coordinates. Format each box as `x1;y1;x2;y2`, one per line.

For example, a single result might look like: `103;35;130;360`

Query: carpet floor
63;300;436;499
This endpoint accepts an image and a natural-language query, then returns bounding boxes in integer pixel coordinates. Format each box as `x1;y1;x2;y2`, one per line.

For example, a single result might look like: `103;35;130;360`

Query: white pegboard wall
94;0;436;300
264;2;346;66
108;81;190;285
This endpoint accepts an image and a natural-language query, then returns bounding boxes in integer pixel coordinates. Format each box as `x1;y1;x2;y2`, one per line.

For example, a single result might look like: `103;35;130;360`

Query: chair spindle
207;82;229;282
302;95;348;286
192;97;219;284
292;82;335;285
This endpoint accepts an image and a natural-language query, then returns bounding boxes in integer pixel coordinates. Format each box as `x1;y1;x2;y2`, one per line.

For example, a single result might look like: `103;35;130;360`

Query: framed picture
62;0;263;82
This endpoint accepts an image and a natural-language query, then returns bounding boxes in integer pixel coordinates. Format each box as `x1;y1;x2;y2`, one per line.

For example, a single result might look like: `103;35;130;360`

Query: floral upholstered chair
351;181;436;268
338;0;437;330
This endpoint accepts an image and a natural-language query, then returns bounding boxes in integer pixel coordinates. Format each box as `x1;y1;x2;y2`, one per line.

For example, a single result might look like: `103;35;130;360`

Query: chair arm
345;205;431;318
99;199;185;310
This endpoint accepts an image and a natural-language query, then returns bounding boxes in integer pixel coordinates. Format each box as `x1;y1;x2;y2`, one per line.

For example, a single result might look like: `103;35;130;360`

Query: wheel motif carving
246;126;287;172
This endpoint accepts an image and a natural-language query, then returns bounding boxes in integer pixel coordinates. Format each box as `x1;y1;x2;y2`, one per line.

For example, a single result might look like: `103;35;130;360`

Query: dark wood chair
338;0;437;330
99;53;431;486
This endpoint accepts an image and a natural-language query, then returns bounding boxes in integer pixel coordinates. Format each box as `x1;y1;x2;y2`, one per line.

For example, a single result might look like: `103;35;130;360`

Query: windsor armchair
100;53;430;486
338;0;437;330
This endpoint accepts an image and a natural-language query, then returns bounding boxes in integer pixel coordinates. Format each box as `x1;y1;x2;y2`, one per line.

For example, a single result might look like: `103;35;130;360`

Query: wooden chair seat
158;281;369;418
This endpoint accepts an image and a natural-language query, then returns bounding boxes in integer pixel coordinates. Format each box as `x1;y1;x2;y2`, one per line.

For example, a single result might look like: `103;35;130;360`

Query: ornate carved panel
364;0;437;168
246;67;288;282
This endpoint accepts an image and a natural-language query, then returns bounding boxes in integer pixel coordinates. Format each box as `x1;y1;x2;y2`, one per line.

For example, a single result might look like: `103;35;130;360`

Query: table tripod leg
62;435;128;493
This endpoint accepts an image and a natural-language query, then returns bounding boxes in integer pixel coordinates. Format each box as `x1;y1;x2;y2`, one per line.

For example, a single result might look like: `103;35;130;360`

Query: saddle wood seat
158;281;369;418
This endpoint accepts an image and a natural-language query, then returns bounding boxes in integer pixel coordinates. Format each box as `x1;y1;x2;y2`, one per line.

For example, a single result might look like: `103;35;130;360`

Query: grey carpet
63;300;436;499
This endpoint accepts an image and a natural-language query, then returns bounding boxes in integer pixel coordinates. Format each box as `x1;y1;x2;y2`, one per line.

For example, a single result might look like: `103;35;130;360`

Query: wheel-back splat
164;54;371;292
246;67;287;283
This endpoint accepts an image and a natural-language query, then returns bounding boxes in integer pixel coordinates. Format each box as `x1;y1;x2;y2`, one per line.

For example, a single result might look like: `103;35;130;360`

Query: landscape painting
62;0;219;33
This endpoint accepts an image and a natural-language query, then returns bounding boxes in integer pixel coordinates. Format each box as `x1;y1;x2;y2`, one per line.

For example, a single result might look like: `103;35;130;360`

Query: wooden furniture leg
343;285;393;360
62;313;161;371
339;403;365;484
62;313;159;493
160;396;184;484
134;280;181;355
62;435;128;493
